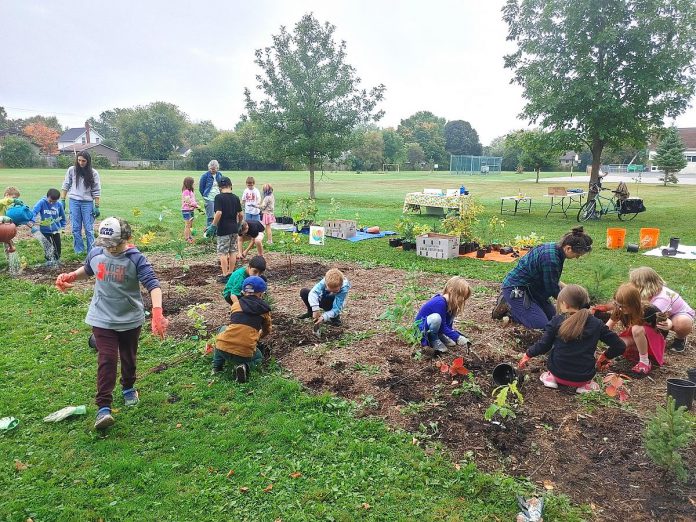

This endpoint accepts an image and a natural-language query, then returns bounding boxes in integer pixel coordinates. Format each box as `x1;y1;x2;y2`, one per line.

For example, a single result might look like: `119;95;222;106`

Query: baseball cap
242;275;267;294
218;176;232;187
95;217;127;248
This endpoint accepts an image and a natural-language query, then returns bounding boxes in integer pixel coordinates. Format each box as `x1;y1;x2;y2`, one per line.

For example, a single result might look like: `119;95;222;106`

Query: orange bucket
606;228;626;249
639;228;660;249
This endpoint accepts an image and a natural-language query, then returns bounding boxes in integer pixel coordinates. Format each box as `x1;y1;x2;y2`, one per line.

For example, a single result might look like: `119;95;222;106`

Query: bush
644;397;695;483
56;155;74;169
92;155;111;169
0;136;38;167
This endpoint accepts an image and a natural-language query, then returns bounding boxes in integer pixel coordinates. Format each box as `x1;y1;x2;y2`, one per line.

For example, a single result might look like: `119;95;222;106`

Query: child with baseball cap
55;217;168;430
213;275;271;383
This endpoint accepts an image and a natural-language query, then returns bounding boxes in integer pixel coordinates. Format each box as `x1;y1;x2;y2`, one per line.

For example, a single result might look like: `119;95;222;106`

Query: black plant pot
459;243;468;255
667;378;696;410
471;242;479;251
389;237;403;248
402;240;416;251
476;248;486;258
492;363;522;386
485;245;492;253
688;368;696;383
278;216;294;225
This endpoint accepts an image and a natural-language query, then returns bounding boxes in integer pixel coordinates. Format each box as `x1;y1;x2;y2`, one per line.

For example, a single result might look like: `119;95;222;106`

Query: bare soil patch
12;251;696;521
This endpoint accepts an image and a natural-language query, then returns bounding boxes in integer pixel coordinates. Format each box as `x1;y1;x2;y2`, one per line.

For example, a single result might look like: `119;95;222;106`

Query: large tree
513;130;567;182
444;120;482;156
397;111;447;167
503;0;696;196
23;123;59;154
183;120;219;148
654;126;687;185
382;128;406;166
116;102;188;160
0;136;38;167
88;109;129;149
245;13;385;198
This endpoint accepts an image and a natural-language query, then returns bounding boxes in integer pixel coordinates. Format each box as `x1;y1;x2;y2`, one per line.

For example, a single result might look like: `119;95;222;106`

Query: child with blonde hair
629;266;693;353
299;268;351;327
414;276;472;354
181;176;200;243
607;283;665;374
259;183;275;244
518;284;625;392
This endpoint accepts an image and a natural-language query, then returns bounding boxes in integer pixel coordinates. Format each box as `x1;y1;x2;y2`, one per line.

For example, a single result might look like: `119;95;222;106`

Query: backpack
615;182;630;201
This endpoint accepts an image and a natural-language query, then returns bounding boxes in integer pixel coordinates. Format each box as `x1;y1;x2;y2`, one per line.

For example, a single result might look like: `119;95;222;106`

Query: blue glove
92;205;100;218
204;224;217;238
31;226;39;235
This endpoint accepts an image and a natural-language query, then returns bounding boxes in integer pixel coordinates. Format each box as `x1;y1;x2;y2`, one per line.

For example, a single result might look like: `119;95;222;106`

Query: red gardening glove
518;353;531;369
151;307;168;339
593;304;610;313
596;353;611;371
55;271;77;292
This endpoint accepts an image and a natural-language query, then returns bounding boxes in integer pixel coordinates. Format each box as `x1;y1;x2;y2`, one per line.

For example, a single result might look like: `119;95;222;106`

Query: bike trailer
620;198;646;214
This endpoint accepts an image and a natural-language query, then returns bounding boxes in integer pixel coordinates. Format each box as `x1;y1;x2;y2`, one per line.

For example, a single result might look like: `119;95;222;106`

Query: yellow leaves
131;208;142;217
44;334;52;341
139;231;156;246
226;469;235;478
542;479;555;490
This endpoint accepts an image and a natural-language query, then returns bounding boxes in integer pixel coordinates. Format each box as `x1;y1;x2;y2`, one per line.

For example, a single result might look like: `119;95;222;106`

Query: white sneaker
539;371;558;389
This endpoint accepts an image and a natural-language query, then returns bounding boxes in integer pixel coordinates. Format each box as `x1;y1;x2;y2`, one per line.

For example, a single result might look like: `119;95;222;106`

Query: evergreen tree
644;397;695;483
654;127;687;185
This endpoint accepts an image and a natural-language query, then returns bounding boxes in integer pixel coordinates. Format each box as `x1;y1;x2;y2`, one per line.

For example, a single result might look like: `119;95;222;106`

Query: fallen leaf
590;502;597;511
412;437;419;445
14;460;28;471
176;423;182;428
274;519;282;522
69;329;79;334
542;480;555;490
454;463;461;471
263;484;273;493
361;503;371;510
689;497;696;507
239;487;249;494
451;380;459;386
44;334;52;340
289;471;302;479
226;469;235;478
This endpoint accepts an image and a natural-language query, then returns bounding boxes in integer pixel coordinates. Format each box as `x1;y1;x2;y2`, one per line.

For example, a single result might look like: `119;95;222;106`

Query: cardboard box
324;219;357;239
548;187;568;196
416;233;459;259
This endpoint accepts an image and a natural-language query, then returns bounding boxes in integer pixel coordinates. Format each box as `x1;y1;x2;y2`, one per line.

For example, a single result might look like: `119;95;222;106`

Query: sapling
588;265;618;303
378;272;427;346
644;397;695;483
484;381;524;421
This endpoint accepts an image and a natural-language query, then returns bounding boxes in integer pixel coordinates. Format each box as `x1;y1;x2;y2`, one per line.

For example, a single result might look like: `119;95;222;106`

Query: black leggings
300;288;335;314
41;232;61;261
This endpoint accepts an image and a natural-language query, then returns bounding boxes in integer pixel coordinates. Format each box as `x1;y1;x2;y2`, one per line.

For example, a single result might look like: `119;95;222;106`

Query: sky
2;0;696;145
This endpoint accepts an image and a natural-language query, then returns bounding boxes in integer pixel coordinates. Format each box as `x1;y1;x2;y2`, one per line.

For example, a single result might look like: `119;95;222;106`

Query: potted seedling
277;198;295;225
395;216;417;250
292;197;318;233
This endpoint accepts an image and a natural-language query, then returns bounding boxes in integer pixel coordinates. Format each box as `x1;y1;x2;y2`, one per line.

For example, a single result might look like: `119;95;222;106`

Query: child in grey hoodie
55;217;168;430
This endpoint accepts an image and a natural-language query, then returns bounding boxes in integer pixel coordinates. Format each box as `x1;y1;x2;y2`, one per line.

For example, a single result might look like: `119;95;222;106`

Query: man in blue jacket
199;160;223;226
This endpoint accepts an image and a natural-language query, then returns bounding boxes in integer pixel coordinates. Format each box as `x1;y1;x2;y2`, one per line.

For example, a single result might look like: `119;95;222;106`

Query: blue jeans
245;213;260;222
502;287;556;329
70;199;95;254
212;347;262;371
204;199;215;226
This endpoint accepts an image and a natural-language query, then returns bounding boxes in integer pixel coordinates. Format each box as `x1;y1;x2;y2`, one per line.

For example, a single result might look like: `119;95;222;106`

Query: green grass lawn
1;167;693;520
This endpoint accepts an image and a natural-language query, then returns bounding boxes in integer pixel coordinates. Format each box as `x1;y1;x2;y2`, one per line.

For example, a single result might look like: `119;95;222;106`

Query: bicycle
576;182;640;222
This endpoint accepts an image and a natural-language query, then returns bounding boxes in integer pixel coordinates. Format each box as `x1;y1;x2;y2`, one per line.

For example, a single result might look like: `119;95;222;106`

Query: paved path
526;173;696;185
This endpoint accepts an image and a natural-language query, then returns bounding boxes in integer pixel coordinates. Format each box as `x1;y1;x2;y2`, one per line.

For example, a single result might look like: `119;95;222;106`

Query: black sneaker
328;316;342;327
235;364;248;383
297;311;313;320
211;366;223;376
491;293;510;320
216;274;230;283
671;337;686;353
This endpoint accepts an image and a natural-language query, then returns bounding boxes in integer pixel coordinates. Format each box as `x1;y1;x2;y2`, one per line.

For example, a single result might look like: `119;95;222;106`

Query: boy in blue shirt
299;268;351;327
32;188;66;265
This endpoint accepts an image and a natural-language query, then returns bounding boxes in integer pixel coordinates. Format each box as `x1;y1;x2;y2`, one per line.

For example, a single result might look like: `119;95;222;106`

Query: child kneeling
213;276;271;382
414;276;471;354
518;284;625;393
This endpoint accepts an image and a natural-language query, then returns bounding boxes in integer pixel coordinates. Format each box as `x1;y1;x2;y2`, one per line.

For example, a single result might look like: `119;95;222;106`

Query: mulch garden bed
12;250;696;521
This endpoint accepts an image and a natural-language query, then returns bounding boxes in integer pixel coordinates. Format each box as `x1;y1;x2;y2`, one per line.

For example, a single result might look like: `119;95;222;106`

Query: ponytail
558;309;592;342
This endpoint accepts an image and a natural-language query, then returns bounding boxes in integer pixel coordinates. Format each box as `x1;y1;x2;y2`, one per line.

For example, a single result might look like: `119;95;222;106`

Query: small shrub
644;397;695;483
57;155;74;169
484;381;523;421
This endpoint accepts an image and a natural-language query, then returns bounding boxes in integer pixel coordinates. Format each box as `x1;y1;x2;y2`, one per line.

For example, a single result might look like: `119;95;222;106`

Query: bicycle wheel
577;200;597;222
618;209;638;221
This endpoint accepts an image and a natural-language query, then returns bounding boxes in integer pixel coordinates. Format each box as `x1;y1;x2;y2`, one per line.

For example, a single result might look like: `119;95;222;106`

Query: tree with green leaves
116;102;188;160
0;135;38;167
349;129;384;171
503;0;696;196
88;109;130;149
245;13;385;198
406;142;426;169
444;120;482;156
514;130;568;182
397;111;447;167
184;120;219;148
654;127;687;185
0;107;8;130
644;397;695;483
382;128;406;166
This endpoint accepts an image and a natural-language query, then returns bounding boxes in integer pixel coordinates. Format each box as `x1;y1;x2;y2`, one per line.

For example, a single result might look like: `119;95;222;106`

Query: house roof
58;128;86;142
559;151;577;161
677;128;696;149
59;143;120;153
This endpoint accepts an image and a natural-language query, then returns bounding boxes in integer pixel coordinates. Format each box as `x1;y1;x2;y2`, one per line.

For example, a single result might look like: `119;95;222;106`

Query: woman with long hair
61;151;102;254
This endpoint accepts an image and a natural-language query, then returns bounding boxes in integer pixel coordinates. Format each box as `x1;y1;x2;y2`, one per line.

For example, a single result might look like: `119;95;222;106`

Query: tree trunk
309;159;316;199
535;167;540;183
588;138;605;202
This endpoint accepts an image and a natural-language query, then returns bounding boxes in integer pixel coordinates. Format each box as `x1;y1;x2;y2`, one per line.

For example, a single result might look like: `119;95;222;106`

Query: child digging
212;276;271;382
518;284;625;392
414;276;472;354
55;217;168;430
298;268;351;327
222;255;267;305
629;266;694;353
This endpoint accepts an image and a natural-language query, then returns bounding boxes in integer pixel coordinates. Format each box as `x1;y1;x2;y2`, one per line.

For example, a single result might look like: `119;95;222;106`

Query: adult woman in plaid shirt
492;226;593;329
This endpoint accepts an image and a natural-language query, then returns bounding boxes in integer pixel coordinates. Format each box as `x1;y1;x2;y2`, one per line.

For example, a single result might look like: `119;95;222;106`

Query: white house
648;128;696;174
58;122;104;151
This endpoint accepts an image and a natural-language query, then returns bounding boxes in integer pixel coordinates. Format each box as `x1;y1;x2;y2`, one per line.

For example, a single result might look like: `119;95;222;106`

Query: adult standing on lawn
60;151;101;255
492;226;593;329
199;160;223;226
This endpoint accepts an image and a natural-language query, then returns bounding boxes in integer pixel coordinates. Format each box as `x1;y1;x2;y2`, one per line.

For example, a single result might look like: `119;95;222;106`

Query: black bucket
669;237;680;249
88;334;97;351
626;243;639;253
666;378;696;410
687;368;696;384
493;363;519;386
